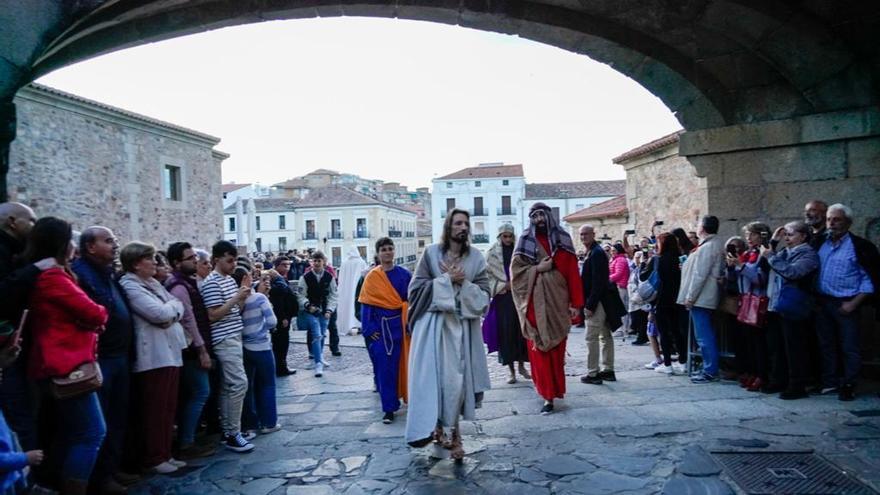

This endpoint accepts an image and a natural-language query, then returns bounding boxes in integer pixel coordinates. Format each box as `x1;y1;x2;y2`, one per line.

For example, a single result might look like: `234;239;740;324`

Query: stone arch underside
4;0;878;132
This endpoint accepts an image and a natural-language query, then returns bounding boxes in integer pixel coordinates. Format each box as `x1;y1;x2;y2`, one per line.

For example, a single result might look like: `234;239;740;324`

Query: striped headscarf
513;202;577;262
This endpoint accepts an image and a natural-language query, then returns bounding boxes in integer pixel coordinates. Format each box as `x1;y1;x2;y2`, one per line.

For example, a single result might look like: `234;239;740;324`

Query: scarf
358;266;409;403
514;202;576;263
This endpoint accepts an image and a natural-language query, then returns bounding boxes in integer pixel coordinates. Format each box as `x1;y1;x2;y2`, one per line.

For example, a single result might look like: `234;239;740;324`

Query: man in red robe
511;203;584;414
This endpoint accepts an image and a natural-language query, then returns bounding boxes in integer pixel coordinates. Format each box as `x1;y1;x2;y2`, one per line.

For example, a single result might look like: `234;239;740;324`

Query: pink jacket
609;254;630;289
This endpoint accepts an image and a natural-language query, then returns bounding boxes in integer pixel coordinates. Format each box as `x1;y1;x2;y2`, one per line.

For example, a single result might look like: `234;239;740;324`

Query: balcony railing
329;232;343;240
302;232;317;240
470;208;488;217
406;255;417;262
405;231;415;238
389;230;402;238
353;230;369;239
472;234;490;244
497;207;516;216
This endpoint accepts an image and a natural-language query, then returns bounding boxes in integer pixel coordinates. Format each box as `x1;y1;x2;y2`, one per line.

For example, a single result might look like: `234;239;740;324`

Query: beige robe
510;241;572;352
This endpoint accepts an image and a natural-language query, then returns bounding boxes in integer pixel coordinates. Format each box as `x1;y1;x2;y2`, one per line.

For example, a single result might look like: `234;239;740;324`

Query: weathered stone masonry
8;84;226;249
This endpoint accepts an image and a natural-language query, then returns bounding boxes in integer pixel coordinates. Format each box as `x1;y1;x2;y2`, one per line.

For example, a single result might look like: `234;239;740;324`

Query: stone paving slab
128;327;880;494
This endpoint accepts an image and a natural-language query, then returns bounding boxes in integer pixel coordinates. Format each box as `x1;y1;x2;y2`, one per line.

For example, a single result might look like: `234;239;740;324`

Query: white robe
405;244;492;445
337;248;368;333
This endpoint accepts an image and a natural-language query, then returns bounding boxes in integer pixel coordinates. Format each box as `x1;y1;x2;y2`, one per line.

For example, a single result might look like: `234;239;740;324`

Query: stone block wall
682;109;880;244
7;84;225;250
619;143;708;237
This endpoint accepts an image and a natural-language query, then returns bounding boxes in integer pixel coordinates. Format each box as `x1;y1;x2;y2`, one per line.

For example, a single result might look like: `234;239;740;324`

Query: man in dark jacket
71;226;139;492
0;201;49;454
579;224;625;384
271;256;299;376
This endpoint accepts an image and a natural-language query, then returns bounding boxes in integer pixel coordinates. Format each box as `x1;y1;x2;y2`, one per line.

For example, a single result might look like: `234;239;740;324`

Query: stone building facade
8;83;226;249
614;131;708;237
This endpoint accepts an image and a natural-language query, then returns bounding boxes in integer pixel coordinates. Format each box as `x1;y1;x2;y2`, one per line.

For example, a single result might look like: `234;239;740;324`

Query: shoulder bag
50;361;103;400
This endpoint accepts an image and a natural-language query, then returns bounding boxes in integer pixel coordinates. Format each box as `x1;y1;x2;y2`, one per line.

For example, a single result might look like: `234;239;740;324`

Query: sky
36;17;682;190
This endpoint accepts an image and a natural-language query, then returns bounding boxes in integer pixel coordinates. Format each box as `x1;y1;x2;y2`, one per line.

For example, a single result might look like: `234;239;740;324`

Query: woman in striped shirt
231;267;281;436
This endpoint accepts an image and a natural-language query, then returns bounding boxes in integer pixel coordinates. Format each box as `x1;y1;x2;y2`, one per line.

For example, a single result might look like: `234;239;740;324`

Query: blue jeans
178;358;211;446
92;355;129;483
54;391;107;481
815;298;861;387
690;307;719;377
303;313;329;364
242;349;278;430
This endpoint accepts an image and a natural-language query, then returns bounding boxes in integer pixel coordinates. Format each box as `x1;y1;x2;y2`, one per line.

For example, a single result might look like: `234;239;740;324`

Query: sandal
432;426;449;448
448;430;464;463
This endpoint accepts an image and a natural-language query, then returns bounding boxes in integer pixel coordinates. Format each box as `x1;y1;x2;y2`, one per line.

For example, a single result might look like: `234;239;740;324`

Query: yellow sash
358;266;409;403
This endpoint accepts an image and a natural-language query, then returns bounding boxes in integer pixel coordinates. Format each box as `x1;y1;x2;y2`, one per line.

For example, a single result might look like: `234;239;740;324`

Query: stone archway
1;0;879;235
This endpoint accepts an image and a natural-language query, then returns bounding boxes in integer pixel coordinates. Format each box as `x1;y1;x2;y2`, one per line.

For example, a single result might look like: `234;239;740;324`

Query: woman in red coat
23;217;108;495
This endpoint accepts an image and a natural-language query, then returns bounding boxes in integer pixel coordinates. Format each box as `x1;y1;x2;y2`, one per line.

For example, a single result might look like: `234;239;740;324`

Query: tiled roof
612;131;683;164
563;195;628;221
222;183;251;193
272;178;308;188
525;180;625;199
307;168;340;176
436;164;524;180
295;186;415;214
223;198;298;214
22;83;221;144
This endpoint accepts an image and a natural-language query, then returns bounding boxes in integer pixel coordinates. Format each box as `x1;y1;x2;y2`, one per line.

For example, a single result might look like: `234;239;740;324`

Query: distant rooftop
526;180;625;199
436;164;524;180
563;195;628;222
223;198;298;214
222;183;252;194
612;131;683;164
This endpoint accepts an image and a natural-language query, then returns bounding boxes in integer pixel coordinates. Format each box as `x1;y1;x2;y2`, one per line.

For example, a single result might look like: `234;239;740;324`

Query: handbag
636;257;662;303
775;284;812;321
50;361;103;400
736;292;769;328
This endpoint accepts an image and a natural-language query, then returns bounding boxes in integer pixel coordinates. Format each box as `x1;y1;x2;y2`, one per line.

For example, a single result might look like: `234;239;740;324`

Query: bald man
0;202;56;453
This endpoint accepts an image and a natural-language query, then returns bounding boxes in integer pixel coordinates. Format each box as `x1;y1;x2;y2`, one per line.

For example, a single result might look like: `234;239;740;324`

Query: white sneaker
148;461;178;474
259;424;282;434
654;364;673;375
612;329;625;338
167;458;186;468
315;362;324;377
321;360;331;368
304;362;315;370
672;363;686;375
644;360;662;369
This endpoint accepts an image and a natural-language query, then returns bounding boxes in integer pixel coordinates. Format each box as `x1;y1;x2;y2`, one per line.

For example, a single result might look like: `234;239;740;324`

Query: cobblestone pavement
132;327;880;494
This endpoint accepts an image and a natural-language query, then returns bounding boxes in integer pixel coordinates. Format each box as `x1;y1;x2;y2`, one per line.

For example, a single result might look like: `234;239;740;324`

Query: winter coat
119;273;187;372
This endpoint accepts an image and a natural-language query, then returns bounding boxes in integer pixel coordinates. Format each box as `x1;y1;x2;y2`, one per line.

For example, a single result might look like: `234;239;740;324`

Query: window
229;217;236;232
501;195;512;215
575;204;584;210
255;216;261;231
356;218;367;238
331;219;342;239
332;247;342;267
503;179;509;186
446;198;455;212
475;181;481;187
255;238;262;252
279;215;286;230
278;236;287;251
163;165;181;201
446;182;452;188
473;197;484;216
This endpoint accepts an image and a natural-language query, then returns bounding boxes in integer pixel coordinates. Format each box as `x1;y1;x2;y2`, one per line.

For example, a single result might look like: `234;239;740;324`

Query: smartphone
760;231;770;247
653;220;664;227
12;310;27;347
624;229;636;236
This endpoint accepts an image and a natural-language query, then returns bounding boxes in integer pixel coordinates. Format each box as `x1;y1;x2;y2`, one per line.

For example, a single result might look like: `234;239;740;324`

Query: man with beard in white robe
405;208;491;462
337;248;368;336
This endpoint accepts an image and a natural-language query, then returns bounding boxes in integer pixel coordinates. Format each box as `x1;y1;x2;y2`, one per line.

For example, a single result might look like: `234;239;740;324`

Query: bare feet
448;429;464;463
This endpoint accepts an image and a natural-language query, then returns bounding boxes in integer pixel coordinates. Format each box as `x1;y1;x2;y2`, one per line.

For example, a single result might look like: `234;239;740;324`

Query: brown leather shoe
97;477;128;494
113;472;142;487
177;442;217;460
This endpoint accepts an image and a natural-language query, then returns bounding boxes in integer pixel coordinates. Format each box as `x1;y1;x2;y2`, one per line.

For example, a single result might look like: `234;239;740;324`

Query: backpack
637;257;662;303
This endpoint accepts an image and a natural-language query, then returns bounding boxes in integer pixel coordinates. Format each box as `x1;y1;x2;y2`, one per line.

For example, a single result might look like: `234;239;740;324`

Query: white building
431;163;526;250
223;186;419;269
522;180;626;233
222;198;298;253
222;182;271;209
